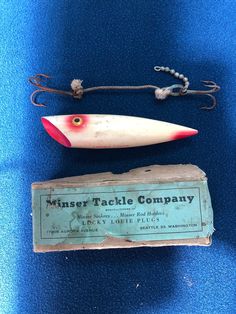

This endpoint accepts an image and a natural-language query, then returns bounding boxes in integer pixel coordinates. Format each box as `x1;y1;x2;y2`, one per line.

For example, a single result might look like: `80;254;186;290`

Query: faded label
32;181;213;245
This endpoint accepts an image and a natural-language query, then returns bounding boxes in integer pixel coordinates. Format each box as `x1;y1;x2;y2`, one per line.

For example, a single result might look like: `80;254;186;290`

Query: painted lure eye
72;116;83;126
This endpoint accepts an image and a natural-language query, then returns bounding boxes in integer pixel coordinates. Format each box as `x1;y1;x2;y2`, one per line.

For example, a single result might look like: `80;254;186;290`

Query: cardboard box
32;165;214;252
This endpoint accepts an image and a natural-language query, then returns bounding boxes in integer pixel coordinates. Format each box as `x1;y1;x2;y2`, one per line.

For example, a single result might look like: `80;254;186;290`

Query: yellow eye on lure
72;116;83;126
29;66;219;149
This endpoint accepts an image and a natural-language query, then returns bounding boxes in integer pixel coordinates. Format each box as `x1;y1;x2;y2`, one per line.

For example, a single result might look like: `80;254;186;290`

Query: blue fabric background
0;1;235;313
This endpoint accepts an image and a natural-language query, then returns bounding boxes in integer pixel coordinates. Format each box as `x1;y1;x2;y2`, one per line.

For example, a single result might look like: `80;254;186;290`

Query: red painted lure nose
41;118;71;147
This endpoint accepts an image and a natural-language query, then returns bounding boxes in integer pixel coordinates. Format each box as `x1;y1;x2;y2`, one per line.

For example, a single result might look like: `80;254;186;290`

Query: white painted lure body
41;114;198;149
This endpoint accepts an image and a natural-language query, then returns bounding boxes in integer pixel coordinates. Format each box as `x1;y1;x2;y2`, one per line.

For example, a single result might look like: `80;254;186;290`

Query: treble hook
186;80;220;110
168;80;220;110
28;74;73;107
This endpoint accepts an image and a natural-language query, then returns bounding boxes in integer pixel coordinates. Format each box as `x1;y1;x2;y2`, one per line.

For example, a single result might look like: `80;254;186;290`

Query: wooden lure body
41;114;198;149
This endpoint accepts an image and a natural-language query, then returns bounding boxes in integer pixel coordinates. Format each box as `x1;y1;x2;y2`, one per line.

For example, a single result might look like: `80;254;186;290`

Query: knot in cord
71;79;84;99
154;87;171;100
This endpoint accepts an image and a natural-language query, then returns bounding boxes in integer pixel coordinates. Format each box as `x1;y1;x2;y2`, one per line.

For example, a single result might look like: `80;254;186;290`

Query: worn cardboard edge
34;237;211;253
32;164;206;189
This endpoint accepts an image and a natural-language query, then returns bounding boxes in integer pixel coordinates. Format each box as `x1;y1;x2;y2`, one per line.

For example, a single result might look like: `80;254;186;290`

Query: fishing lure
29;66;219;149
41;114;198;148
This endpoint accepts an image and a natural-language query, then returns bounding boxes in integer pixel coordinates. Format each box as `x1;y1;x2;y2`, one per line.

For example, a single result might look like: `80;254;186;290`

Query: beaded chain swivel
154;66;190;94
29;66;220;110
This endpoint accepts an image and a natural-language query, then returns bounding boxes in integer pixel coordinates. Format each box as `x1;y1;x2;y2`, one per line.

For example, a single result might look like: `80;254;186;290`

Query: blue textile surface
0;1;235;313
